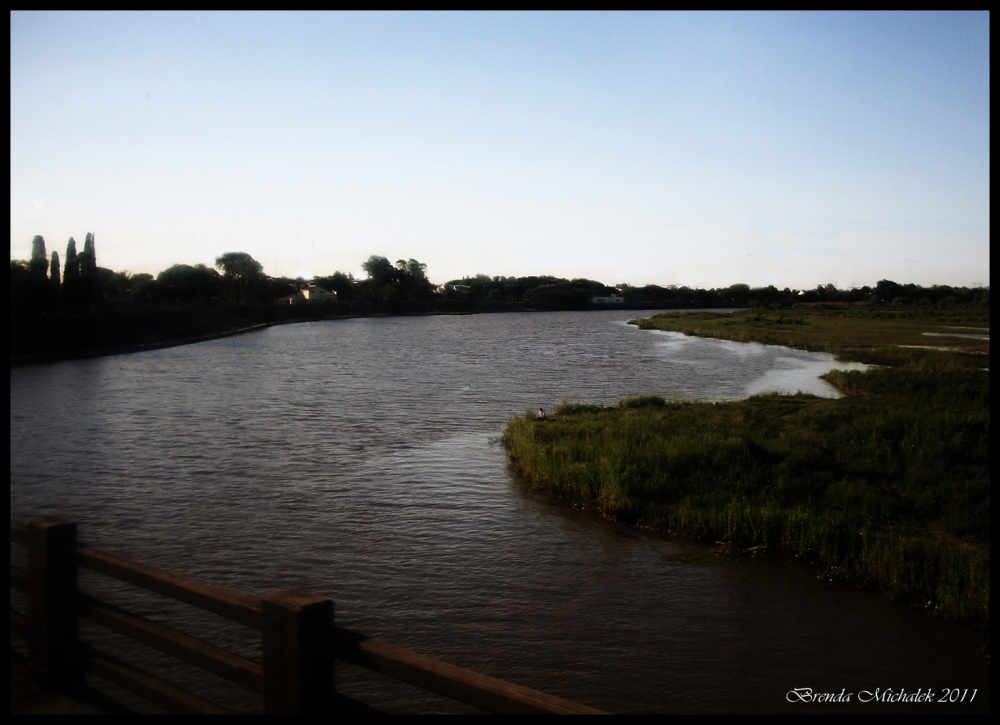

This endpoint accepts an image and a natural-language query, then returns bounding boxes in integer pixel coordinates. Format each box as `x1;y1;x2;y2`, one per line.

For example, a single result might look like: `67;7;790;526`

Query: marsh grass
503;307;989;626
632;306;989;368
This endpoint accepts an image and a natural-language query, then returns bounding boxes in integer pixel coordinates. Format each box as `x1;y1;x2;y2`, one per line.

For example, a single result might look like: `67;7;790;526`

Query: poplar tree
80;233;97;279
63;238;81;302
79;233;99;304
29;236;48;279
49;251;61;294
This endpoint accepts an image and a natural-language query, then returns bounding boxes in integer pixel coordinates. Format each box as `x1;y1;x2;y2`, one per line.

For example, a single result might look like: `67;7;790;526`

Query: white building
301;285;337;302
276;285;337;305
436;284;471;296
592;292;625;304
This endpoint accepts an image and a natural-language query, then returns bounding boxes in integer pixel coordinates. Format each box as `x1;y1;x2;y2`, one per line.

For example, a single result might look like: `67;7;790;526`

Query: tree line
10;234;101;308
10;237;441;312
11;234;989;315
437;276;988;310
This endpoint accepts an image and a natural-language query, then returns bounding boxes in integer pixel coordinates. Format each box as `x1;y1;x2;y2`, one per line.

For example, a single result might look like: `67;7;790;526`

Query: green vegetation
10;241;446;360
503;306;989;626
357;255;436;306
441;275;616;308
633;303;989;368
10;230;990;363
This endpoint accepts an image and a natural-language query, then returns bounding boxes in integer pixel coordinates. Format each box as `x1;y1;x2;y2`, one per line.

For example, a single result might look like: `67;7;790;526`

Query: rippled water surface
10;311;989;713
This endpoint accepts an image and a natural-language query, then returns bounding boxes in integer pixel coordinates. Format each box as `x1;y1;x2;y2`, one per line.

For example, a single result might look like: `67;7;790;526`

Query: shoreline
502;308;989;627
9;315;365;367
503;392;989;628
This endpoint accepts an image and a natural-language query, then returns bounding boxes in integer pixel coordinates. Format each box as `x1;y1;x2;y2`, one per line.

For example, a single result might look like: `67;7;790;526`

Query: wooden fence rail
10;517;606;714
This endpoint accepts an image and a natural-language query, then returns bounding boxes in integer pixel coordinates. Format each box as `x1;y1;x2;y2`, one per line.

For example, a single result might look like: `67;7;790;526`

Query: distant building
592;292;624;304
276;285;337;305
301;285;337;302
436;284;471;296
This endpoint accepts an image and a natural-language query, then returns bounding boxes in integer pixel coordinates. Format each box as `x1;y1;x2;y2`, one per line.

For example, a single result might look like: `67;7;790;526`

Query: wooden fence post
261;589;335;714
27;516;82;692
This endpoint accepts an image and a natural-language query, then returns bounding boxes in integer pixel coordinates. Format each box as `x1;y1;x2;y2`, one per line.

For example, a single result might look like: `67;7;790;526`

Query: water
9;311;988;713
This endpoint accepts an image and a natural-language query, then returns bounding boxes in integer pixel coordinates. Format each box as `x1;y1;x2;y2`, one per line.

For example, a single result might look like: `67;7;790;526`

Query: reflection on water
9;311;988;713
646;329;868;398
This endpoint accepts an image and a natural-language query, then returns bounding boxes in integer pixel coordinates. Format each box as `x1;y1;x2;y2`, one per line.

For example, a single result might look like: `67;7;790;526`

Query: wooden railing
10;517;606;714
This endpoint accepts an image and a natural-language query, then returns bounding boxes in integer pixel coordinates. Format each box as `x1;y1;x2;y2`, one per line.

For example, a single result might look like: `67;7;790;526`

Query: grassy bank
503;306;989;626
632;304;989;368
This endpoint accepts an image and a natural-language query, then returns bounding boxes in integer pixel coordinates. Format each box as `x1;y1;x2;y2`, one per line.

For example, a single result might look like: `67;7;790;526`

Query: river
9;310;989;713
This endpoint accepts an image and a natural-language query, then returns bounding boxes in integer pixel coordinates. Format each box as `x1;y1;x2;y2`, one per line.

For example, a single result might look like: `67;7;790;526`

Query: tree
359;255;435;307
21;237;57;308
76;233;100;305
874;280;902;304
215;252;264;303
362;256;396;287
10;260;30;310
128;273;158;304
100;271;132;304
80;233;97;279
158;264;222;303
49;251;61;295
399;258;433;301
29;236;48;279
63;238;81;303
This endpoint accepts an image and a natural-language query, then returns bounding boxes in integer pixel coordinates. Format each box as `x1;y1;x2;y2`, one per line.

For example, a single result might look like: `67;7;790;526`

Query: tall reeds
503;320;990;626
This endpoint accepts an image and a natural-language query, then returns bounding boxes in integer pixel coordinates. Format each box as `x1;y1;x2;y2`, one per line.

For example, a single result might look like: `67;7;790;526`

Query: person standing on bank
537;407;546;420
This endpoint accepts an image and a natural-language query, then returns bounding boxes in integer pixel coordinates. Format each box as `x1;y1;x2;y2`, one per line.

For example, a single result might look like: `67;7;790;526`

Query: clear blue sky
10;11;990;288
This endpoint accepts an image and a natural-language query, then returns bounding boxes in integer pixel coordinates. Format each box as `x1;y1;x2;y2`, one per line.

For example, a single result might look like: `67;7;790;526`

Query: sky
10;11;990;289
